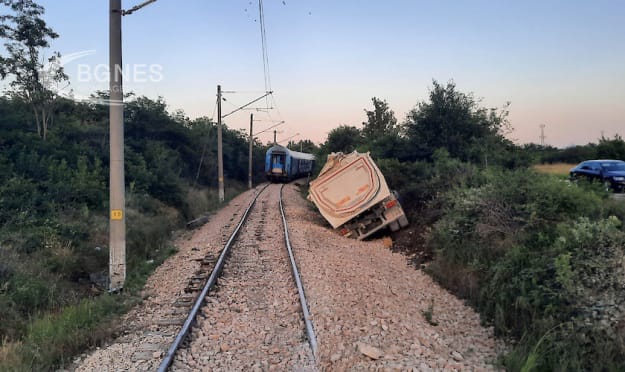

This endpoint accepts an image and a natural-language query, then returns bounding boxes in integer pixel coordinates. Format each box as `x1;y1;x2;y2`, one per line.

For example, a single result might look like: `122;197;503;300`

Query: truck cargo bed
308;152;408;239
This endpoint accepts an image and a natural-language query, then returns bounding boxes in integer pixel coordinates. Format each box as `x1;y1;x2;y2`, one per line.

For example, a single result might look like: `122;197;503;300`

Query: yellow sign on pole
111;209;123;220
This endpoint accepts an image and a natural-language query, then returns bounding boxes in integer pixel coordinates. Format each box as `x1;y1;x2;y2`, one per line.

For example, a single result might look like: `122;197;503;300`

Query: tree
403;80;511;163
0;0;67;140
596;135;625;160
287;139;317;153
362;97;398;140
324;125;363;153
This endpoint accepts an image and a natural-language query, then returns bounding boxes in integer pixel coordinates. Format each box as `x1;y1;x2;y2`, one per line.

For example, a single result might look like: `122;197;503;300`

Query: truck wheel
389;221;400;231
398;216;409;228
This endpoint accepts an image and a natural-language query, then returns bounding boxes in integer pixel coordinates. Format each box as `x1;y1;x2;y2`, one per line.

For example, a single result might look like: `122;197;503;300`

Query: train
265;144;315;182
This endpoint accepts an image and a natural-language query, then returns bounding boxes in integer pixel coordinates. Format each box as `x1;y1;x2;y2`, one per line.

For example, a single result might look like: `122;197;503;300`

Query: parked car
570;160;625;192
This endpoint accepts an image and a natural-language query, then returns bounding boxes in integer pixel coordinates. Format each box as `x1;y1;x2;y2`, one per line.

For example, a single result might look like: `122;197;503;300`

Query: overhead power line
222;91;273;118
258;0;271;93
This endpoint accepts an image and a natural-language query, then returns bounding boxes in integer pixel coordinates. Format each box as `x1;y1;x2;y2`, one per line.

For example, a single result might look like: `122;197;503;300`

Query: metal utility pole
248;113;253;189
218;89;272;194
217;85;224;202
273;130;277;144
109;0;125;292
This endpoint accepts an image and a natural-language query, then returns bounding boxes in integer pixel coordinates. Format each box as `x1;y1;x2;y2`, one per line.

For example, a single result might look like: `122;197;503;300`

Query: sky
12;0;625;146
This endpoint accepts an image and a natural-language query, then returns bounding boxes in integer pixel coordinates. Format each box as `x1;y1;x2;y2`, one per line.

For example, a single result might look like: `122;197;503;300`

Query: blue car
570;160;625;192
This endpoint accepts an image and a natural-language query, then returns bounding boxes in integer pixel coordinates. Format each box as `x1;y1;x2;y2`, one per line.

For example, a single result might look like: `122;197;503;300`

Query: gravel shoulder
72;187;260;372
282;184;502;371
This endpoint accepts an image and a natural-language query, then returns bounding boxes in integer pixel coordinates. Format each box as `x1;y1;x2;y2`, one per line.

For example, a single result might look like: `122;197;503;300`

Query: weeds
428;168;625;370
0;183;247;370
421;298;438;326
0;205;181;370
0;339;21;371
1;294;133;371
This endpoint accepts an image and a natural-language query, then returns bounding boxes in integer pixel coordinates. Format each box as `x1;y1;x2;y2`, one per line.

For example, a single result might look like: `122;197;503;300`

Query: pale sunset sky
24;1;625;146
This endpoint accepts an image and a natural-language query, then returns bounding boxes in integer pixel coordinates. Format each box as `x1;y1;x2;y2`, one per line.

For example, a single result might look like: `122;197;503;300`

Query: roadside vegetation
0;2;267;369
317;82;625;370
0;93;262;369
428;170;625;370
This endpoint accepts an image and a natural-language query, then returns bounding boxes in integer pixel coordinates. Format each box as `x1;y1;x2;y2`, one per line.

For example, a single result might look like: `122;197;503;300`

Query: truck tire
398;216;409;228
389;220;401;231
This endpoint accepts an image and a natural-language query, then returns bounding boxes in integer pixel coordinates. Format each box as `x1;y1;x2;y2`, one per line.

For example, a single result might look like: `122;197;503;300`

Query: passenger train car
265;144;315;182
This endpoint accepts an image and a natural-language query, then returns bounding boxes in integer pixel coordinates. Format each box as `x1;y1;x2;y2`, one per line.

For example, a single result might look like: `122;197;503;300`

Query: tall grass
532;163;576;177
0;340;21;371
0;185;247;371
0;295;130;371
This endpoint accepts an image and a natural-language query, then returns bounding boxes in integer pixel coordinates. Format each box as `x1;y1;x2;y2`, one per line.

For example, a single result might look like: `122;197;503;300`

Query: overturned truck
308;151;409;240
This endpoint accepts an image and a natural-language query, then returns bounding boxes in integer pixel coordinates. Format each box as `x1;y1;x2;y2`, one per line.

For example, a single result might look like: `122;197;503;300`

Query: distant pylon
540;124;546;147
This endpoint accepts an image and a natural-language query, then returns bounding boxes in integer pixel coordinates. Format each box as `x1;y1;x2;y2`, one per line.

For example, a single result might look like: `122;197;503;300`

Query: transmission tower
540;124;546;147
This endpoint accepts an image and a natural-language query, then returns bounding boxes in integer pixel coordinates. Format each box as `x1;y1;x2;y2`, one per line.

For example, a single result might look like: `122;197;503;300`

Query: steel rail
157;184;270;372
279;184;319;359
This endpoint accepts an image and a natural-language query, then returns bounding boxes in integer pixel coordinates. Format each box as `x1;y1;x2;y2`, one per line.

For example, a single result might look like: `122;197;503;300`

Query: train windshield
272;155;284;166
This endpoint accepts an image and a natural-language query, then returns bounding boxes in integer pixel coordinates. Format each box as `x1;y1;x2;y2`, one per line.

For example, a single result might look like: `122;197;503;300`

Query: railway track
75;183;501;371
157;183;317;371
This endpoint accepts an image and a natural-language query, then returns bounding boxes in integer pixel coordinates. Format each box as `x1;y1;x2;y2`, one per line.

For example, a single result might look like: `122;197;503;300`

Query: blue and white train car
265;144;315;182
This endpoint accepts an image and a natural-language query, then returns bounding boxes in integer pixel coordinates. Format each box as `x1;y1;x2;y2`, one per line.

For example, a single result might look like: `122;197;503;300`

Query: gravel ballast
73;183;501;371
281;184;501;370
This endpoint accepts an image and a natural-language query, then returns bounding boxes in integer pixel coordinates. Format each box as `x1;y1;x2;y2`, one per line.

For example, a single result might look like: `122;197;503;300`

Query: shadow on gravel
389;225;433;268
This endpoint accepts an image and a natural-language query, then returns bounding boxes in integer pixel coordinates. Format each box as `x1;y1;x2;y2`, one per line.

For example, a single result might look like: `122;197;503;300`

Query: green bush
428;168;625;370
377;158;434;214
0;294;25;341
7;274;56;314
0;93;250;370
377;149;477;222
126;149;156;194
0;177;39;227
